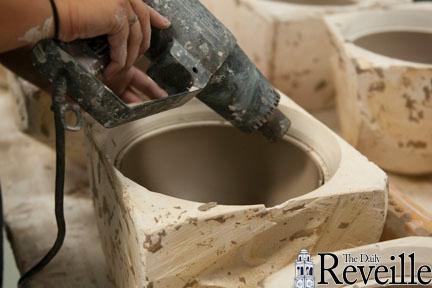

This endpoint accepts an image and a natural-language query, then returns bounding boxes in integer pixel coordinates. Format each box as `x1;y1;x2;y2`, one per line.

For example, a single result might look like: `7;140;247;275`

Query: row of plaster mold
327;5;432;174
1;83;427;288
382;178;432;240
200;0;410;111
264;237;432;287
86;94;388;288
6;74;87;167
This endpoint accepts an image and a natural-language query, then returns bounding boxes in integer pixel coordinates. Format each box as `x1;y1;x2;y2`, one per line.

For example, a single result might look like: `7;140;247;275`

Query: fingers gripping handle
32;39;202;129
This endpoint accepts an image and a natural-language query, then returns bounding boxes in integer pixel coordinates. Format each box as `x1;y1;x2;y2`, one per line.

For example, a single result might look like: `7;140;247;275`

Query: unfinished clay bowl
86;95;388;288
200;0;409;111
327;6;432;174
7;73;87;167
264;237;432;287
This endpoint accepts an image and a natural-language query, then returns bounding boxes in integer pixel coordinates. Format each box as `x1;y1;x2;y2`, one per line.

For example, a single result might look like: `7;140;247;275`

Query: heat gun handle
32;39;202;128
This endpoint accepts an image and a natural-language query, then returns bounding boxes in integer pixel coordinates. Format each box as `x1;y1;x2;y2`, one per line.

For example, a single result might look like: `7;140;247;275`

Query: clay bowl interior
335;10;432;65
354;31;432;65
118;124;324;207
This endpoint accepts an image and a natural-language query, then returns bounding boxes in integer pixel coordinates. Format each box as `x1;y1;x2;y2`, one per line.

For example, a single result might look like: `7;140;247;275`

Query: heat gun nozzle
259;109;291;142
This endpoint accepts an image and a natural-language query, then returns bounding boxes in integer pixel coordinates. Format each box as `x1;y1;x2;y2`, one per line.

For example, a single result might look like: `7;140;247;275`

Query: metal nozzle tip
259;109;291;142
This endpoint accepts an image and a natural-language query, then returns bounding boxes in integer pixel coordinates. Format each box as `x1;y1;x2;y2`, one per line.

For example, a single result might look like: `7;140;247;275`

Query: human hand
56;0;170;79
105;66;168;103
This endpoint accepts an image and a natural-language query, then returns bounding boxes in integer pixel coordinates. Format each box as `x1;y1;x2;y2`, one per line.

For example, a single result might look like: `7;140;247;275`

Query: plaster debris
198;202;218;212
18;17;53;44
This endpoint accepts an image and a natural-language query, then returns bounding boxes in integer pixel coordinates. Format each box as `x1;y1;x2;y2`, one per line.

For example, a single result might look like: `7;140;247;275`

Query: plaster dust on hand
18;17;54;45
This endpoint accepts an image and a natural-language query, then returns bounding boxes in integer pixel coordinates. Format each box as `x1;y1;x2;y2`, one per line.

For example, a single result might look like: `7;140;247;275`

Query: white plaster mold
86;96;388;288
327;6;432;174
200;0;409;111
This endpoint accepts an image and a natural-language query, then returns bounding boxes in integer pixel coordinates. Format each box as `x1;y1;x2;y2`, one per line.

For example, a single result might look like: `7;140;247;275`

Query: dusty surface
0;87;111;287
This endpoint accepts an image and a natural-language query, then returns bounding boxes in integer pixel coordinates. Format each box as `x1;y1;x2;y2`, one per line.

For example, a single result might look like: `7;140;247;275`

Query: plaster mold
200;0;409;111
327;6;432;174
263;237;432;287
86;96;388;288
6;73;87;167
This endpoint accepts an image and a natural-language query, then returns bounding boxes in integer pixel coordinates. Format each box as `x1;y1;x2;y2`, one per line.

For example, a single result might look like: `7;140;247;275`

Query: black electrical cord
48;0;60;39
0;181;4;288
18;77;67;286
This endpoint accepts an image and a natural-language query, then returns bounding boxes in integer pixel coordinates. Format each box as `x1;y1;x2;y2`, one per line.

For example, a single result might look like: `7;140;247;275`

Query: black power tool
19;0;291;284
32;0;290;140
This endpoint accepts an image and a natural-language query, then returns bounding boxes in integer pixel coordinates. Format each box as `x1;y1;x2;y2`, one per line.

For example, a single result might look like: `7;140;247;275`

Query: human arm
0;0;170;101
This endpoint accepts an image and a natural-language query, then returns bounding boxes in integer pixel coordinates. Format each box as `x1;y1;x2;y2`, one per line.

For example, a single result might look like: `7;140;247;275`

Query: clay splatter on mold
143;230;166;253
283;203;306;214
198;202;218;212
423;86;431;102
182;280;198;288
368;81;386;93
187;217;198;226
402;77;412;88
257;210;269;218
315;80;328;92
177;210;187;220
374;68;384;78
205;215;234;224
406;140;428;149
403;94;424;123
289;229;315;241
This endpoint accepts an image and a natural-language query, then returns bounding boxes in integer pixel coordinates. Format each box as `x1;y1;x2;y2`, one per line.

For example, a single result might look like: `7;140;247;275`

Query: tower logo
294;249;315;288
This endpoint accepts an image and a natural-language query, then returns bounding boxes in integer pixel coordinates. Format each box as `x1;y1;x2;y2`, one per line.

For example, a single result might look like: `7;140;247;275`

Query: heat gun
31;0;290;140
